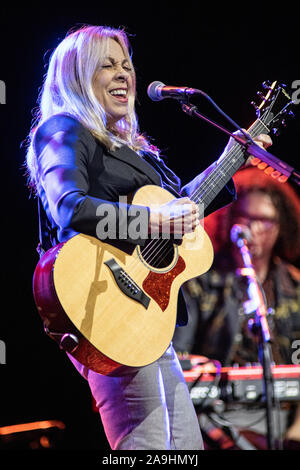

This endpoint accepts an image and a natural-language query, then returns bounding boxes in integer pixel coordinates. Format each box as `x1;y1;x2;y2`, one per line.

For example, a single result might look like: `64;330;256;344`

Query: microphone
230;224;251;247
231;224;271;343
147;81;202;101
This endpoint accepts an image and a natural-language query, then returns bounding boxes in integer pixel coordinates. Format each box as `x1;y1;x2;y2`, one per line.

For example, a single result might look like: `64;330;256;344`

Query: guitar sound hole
140;238;175;269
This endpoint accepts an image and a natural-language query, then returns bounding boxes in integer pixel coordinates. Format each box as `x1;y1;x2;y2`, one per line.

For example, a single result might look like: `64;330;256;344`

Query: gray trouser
68;343;203;450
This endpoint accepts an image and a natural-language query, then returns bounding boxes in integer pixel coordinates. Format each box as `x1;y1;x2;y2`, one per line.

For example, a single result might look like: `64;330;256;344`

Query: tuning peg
288;110;295;118
262;80;272;89
257;91;270;103
251;101;260;116
272;128;281;136
281;108;295;119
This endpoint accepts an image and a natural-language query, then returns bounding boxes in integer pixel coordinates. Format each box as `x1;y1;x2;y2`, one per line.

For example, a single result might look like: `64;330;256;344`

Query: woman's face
93;38;134;126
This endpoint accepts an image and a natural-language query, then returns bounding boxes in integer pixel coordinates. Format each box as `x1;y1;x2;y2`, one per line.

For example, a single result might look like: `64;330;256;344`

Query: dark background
0;3;299;452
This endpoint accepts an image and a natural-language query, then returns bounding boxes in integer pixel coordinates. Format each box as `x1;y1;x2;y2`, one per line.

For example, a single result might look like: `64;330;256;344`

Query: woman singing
25;24;271;450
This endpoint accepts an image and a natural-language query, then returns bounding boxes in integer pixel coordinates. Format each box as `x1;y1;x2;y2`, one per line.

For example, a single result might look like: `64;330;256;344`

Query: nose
117;73;128;84
114;66;130;83
248;220;264;235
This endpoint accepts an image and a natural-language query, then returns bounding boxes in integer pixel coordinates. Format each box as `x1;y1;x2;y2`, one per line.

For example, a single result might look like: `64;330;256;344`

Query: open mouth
109;88;128;102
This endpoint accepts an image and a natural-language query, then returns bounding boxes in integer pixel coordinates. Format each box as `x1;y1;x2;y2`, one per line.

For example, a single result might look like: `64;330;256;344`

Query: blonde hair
25;24;158;192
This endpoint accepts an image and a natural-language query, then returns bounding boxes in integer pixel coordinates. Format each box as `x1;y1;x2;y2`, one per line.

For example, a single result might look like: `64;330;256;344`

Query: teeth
110;89;127;96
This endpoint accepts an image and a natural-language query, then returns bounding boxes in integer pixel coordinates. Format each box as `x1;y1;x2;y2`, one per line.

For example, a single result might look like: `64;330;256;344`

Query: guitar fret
257;118;270;132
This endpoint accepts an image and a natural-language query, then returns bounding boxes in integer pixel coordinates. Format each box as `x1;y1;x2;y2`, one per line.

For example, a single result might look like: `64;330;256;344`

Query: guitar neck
190;119;269;212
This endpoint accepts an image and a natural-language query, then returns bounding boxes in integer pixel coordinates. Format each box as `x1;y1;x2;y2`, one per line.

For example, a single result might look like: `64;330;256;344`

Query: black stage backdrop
0;3;299;452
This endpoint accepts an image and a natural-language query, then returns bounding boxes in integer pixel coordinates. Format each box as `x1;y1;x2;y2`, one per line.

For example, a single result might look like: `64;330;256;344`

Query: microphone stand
234;235;276;450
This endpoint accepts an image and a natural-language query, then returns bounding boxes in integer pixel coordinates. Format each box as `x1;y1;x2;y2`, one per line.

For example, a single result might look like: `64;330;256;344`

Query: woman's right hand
149;197;200;237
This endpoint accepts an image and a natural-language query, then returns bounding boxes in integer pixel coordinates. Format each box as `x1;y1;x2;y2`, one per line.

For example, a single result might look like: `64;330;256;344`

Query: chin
108;113;128;126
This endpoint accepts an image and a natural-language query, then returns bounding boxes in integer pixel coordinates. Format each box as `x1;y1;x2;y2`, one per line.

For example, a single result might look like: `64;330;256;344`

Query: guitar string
123;120;268;280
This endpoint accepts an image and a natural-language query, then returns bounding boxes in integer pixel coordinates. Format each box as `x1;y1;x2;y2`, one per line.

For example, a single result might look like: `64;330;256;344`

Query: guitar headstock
249;81;296;182
251;80;295;136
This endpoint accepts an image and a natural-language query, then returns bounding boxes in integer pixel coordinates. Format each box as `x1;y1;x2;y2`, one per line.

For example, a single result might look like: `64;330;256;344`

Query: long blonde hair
25;25;158;192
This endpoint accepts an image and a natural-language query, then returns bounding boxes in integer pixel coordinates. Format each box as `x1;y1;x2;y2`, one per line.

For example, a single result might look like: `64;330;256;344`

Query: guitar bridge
104;258;150;309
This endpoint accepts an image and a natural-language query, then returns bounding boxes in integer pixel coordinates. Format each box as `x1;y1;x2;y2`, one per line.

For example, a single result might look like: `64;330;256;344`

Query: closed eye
102;57;132;72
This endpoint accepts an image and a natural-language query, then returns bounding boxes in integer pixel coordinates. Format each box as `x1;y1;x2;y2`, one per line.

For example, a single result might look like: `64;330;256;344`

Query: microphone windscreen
147;81;165;101
230;224;251;244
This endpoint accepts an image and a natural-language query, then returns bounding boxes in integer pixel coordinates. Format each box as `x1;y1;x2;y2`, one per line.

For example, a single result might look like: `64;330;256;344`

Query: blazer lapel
108;146;162;186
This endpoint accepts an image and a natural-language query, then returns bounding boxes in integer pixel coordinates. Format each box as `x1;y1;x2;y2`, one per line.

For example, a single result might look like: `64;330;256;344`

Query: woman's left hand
218;129;273;164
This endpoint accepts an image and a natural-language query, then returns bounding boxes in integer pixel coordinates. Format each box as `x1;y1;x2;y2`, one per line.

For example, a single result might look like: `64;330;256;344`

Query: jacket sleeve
34;115;150;245
180;161;236;217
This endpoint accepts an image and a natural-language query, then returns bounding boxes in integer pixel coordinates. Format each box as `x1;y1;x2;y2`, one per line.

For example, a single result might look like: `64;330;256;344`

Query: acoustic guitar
33;82;294;374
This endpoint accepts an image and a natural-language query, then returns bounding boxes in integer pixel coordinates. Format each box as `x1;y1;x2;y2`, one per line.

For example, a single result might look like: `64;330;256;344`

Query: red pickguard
142;256;186;311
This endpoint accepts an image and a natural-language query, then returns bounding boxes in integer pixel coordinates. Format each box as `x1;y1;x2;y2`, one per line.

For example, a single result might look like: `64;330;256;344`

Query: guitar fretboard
190;119;269;212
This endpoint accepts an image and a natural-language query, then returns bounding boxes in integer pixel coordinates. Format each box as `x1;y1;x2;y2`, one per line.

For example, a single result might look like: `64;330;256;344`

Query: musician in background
173;165;300;445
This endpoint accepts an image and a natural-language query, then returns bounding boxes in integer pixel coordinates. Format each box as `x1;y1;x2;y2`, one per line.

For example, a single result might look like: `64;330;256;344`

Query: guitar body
33;185;214;374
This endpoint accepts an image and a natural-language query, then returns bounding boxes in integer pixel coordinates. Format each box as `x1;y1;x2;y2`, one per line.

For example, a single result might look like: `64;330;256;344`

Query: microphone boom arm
180;100;300;187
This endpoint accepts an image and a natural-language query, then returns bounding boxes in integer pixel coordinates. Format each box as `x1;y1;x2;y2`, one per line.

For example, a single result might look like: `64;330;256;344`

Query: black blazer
33;113;236;325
